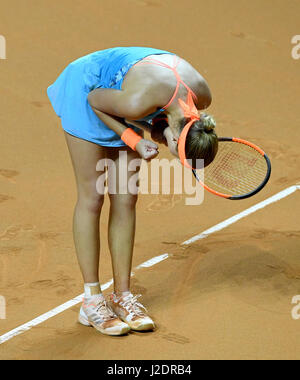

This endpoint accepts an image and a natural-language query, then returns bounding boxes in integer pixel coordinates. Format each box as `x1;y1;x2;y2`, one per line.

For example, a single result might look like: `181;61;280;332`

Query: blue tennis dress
47;47;175;147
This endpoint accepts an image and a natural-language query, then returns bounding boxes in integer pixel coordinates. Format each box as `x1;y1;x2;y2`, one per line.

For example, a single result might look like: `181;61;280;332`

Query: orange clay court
0;0;300;360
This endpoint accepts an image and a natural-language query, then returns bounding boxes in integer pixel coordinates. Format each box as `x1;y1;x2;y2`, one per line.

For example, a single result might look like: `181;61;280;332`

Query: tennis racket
192;137;271;200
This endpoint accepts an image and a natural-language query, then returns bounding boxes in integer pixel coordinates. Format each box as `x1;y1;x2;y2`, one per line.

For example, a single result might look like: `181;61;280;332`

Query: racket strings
197;142;268;196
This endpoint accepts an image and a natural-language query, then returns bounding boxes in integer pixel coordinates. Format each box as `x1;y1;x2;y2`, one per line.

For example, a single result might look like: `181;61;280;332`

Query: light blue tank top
47;47;175;147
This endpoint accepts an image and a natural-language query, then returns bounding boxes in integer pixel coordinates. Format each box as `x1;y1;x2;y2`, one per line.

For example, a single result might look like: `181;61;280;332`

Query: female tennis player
47;47;218;336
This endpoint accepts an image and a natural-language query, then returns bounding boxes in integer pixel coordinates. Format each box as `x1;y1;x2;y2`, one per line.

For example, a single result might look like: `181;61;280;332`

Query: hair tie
178;92;200;121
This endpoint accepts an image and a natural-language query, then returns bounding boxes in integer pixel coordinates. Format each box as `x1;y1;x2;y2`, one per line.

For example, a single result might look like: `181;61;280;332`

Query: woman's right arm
88;88;158;119
88;89;159;160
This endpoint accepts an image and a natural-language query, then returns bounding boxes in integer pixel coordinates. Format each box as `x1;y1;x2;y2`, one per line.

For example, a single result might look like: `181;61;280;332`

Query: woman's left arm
124;119;152;133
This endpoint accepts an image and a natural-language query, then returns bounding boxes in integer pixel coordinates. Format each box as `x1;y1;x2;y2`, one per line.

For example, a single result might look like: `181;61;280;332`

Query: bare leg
64;132;107;284
106;146;142;294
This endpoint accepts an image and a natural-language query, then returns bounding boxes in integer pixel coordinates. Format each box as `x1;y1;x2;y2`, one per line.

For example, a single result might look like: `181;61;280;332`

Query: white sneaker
78;294;130;336
110;292;155;331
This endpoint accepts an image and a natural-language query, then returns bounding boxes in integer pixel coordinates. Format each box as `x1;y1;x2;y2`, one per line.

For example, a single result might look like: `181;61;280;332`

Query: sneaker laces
118;293;148;317
96;299;117;321
85;297;117;322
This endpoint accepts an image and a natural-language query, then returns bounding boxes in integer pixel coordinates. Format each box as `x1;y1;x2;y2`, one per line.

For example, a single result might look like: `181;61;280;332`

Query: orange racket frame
192;137;272;200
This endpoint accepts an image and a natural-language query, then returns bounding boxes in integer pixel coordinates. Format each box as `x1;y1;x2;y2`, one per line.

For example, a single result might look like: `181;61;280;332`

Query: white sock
84;282;102;298
114;290;131;299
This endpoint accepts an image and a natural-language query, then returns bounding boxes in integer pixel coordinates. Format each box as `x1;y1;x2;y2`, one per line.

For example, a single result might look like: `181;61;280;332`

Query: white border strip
0;185;299;345
183;185;300;245
136;253;169;269
0;254;169;344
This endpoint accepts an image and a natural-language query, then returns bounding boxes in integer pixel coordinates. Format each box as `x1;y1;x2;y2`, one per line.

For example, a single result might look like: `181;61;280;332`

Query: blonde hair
200;113;216;132
179;113;218;168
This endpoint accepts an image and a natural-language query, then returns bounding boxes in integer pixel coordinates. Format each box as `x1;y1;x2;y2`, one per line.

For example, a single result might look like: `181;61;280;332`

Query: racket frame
192;137;272;200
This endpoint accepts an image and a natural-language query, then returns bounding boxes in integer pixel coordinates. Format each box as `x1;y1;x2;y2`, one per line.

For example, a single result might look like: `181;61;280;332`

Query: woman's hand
163;127;179;158
136;139;159;161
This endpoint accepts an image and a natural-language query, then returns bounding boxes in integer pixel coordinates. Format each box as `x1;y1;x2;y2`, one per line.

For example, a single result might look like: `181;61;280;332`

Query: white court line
0;254;169;345
0;184;299;345
183;184;300;245
136;253;169;269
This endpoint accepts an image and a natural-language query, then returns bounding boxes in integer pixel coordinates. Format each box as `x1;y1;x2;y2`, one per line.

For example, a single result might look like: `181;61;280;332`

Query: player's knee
109;194;138;210
78;192;105;214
